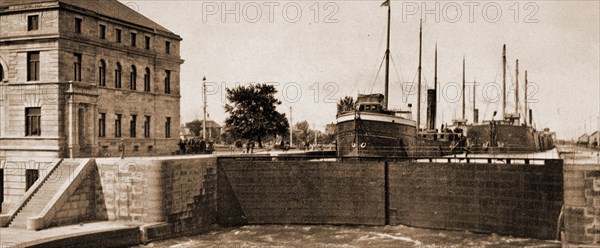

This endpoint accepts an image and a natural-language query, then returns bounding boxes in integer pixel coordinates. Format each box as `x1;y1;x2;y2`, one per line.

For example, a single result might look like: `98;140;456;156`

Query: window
25;169;39;192
99;113;106;137
165;117;171;138
130;65;137;90
99;24;106;39
75;18;82;33
145;36;151;50
144;68;151;92
165;41;171;54
144;116;151;138
28;15;39;31
115;63;122;88
73;53;82;81
115;29;122;43
0;64;4;81
164;70;171;94
98;59;106;86
115;114;122;137
27;52;40;81
25;107;41;136
130;115;137;138
130;32;137;47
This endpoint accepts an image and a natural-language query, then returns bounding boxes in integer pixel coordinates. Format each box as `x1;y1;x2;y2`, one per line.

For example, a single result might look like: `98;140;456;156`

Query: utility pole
202;76;207;140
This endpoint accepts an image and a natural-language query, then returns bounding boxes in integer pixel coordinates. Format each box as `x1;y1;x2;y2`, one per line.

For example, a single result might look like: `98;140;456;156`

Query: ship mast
202;76;207;140
433;44;438;129
515;59;519;119
384;1;391;109
417;20;422;131
462;56;466;120
524;70;528;125
502;44;507;120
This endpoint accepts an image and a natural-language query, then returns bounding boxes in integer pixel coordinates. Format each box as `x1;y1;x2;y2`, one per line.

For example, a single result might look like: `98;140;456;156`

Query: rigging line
358;24;387;96
390;55;405;97
391;52;405;82
369;54;387;94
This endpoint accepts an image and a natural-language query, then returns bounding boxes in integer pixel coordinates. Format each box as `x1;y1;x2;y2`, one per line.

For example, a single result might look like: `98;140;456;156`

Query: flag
380;0;390;7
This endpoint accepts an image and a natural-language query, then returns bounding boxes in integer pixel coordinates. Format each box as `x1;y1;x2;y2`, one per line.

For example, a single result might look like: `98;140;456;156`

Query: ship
415;46;466;157
466;45;555;153
335;1;417;158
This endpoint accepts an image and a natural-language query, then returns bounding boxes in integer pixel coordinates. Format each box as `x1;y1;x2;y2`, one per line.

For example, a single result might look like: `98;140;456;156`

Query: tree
224;84;289;148
185;120;203;136
337;96;355;115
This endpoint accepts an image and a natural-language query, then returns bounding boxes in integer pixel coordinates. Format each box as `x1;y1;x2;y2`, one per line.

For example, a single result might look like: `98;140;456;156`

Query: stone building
0;0;183;161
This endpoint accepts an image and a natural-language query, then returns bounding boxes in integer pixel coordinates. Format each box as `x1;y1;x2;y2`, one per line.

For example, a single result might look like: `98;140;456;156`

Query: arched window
0;63;4;81
98;60;106;86
115;63;122;88
144;67;151;92
130;65;137;90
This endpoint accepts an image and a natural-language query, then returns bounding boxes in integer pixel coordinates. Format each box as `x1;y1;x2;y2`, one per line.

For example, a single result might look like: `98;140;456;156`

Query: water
138;225;561;248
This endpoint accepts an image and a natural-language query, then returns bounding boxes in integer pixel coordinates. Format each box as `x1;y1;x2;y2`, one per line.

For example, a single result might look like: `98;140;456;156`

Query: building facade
0;0;183;160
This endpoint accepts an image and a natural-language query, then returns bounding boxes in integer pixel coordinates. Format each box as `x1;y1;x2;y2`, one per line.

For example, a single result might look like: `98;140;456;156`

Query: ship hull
416;136;460;157
468;124;555;153
336;112;416;158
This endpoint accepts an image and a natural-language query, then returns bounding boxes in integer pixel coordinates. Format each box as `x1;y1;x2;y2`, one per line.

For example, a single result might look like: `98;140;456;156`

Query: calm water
139;225;561;248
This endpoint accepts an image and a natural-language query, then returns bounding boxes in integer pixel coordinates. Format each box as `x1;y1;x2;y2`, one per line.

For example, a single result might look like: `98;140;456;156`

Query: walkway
0;221;140;247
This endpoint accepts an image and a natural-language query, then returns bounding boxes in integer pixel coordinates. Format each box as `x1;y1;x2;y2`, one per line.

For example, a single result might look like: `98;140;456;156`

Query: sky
122;0;600;140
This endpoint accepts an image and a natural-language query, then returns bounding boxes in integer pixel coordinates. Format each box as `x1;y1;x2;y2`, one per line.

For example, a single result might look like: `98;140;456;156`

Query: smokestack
427;44;438;131
473;78;477;124
524;70;528;125
529;109;533;126
502;45;507;119
426;89;436;130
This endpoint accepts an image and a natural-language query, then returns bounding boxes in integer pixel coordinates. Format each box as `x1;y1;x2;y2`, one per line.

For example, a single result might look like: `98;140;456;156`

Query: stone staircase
9;160;79;229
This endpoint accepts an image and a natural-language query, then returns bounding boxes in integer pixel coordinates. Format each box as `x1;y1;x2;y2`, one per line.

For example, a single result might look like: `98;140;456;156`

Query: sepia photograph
0;0;599;247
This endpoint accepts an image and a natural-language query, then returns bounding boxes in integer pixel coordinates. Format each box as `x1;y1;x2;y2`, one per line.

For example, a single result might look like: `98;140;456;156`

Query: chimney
426;89;436;130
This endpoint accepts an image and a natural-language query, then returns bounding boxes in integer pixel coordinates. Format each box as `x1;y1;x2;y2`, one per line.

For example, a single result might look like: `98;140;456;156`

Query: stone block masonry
95;157;217;237
563;163;600;246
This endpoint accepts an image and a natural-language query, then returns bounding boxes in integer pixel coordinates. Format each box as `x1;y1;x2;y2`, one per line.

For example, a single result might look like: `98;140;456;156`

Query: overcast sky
123;0;599;140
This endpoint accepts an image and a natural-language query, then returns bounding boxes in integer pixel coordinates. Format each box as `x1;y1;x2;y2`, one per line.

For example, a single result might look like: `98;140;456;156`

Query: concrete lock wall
563;163;600;246
217;160;386;226
217;158;563;240
95;157;217;234
388;160;564;240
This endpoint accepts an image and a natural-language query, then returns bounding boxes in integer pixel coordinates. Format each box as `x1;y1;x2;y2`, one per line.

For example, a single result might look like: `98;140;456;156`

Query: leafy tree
337;96;355;115
224;84;289;148
185;120;203;136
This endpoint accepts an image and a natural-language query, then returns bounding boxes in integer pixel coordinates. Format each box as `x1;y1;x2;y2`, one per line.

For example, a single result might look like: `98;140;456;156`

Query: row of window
25;51;172;94
25;107;172;139
27;15;172;54
98;60;171;93
99;113;171;138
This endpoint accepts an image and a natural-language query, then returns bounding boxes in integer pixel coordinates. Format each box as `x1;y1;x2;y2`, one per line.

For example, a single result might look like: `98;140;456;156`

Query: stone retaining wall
563;163;600;246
